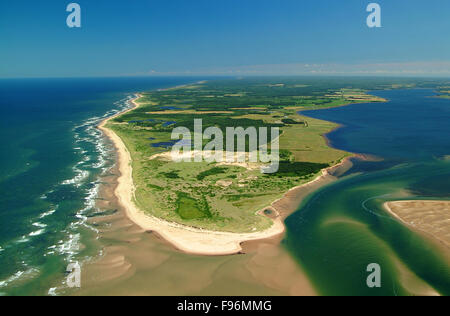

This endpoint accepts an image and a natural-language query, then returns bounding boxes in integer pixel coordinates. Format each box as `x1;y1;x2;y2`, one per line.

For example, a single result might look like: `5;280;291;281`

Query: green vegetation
175;193;212;220
269;162;329;178
281;118;305;125
197;167;226;180
160;171;180;179
107;77;421;233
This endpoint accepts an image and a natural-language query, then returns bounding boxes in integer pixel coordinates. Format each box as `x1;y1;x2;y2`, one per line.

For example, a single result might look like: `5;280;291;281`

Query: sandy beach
76;163;316;295
384;200;450;249
97;94;349;256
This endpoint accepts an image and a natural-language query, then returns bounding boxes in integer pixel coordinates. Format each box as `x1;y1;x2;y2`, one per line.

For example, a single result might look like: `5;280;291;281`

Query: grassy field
106;78;412;232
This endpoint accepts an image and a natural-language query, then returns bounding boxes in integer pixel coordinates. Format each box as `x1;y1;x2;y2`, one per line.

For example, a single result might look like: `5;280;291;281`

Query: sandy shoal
384;200;450;248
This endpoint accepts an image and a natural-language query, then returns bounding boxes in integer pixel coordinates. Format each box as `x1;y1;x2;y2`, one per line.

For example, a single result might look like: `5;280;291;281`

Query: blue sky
1;0;449;78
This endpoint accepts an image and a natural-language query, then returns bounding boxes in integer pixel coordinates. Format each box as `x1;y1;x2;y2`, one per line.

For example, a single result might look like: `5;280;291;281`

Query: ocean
0;77;202;295
287;89;450;295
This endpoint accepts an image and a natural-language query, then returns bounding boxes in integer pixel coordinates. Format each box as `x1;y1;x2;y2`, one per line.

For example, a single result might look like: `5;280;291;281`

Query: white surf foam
62;169;90;187
28;229;45;237
16;236;30;244
32;222;47;229
56;233;81;261
0;94;138;294
39;208;57;219
48;94;137;292
0;268;40;289
48;287;57;296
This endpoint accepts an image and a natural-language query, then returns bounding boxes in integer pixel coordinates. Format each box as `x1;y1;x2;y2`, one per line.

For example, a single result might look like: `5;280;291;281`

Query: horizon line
1;73;450;80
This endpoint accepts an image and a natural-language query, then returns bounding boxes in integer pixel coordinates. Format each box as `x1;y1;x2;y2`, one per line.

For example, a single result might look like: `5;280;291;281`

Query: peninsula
99;78;388;255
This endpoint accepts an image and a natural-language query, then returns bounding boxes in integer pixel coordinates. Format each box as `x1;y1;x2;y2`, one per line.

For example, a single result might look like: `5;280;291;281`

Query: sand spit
98;95;351;256
99;97;286;255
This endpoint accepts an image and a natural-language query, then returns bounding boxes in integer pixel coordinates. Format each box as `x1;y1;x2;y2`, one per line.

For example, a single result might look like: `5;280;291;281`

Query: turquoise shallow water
0;77;201;295
286;89;450;296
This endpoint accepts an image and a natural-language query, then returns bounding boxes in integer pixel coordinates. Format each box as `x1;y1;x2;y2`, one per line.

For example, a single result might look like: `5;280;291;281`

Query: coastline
297;91;388;159
97;93;351;256
270;156;354;220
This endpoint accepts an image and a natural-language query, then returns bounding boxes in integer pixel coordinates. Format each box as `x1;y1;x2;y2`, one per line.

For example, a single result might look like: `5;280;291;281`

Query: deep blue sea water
285;89;450;295
0;77;202;295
